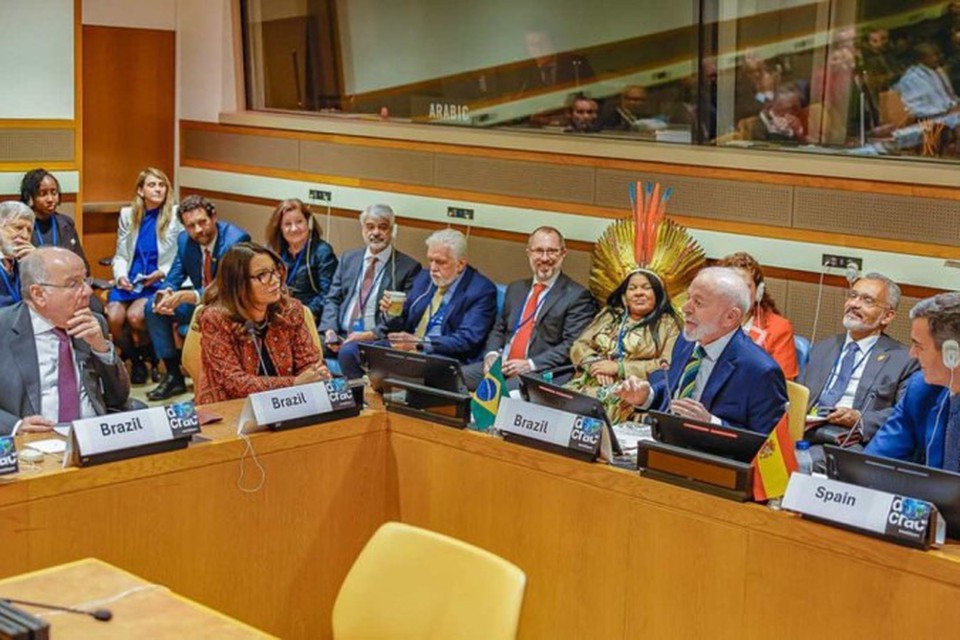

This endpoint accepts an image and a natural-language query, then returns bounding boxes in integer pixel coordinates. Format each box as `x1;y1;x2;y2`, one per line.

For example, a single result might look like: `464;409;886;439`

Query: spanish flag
752;413;798;501
471;356;509;431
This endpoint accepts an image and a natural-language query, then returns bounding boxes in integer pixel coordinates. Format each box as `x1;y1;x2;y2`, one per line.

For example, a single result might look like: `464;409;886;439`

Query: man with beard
0;201;35;308
800;273;918;444
320;204;421;371
337;228;497;380
615;266;787;434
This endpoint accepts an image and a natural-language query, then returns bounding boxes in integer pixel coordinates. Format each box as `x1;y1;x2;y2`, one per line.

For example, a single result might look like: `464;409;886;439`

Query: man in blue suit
866;293;960;470
144;195;250;400
616;266;788;433
338;228;497;380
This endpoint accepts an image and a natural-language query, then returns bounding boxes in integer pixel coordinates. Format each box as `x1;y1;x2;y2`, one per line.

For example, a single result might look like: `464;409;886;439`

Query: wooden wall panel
0;129;74;162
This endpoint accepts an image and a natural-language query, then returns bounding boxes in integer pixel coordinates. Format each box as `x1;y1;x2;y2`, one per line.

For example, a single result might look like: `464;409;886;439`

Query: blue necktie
943;395;960;472
819;342;859;408
677;346;707;399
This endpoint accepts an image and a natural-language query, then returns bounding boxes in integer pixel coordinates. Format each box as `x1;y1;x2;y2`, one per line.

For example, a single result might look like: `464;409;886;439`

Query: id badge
351;318;365;332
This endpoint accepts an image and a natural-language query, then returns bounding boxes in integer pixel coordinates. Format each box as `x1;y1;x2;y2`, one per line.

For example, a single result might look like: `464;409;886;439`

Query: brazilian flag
471;356;509;431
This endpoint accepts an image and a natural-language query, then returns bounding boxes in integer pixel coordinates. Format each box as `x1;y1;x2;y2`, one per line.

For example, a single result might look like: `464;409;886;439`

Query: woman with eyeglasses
265;199;337;323
195;242;330;404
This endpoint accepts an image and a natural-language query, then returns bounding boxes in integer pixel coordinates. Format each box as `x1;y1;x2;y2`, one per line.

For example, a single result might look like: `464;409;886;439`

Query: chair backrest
793;335;811;378
785;381;810;442
495;283;507;315
181;304;204;382
301;306;323;353
332;521;526;640
879;90;910;127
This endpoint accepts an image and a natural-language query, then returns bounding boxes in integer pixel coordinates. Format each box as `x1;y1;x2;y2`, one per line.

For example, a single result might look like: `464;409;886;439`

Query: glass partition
241;0;960;161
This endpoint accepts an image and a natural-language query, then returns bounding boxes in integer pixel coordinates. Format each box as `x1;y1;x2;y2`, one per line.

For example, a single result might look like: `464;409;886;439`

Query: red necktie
202;249;212;287
351;256;378;323
52;328;81;422
508;283;546;361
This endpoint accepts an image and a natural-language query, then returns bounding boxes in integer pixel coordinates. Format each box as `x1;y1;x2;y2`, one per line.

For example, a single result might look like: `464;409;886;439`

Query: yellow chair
785;381;810;442
332;522;526;640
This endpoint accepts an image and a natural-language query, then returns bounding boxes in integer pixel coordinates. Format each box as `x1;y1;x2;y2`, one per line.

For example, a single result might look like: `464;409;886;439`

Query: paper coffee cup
384;290;406;316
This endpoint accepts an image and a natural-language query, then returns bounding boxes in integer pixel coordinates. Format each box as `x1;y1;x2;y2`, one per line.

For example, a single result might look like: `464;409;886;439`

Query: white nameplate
494;397;604;457
237;379;357;434
782;474;945;549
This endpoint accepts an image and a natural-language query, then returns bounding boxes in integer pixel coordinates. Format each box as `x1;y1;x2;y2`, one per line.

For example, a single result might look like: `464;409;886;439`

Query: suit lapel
809;336;843;406
535;275;565;327
442;268;473;328
668;339;695;397
11;306;41;415
853;336;892;407
699;332;740;409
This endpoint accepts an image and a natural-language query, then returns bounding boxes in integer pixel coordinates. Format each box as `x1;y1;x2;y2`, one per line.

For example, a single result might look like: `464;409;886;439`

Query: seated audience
338;229;497;380
106;168;182;384
568;269;680;423
600;85;660;131
615;267;788;434
321;204;421;360
0;247;129;435
866;293;960;469
744;86;808;143
565;95;601;133
801;272;918;443
196;243;330;404
717;252;798;380
860;28;904;96
19;168;88;269
0;201;35;308
463;226;595;391
265;198;338;321
896;43;959;119
144;195;250;401
515;28;594;93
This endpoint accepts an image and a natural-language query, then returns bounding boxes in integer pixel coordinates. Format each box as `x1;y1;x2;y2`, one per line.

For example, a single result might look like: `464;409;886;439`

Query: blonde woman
106;168;182;384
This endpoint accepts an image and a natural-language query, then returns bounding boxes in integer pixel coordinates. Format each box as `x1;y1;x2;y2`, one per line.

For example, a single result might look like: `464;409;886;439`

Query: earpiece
943;339;960;370
755;281;765;305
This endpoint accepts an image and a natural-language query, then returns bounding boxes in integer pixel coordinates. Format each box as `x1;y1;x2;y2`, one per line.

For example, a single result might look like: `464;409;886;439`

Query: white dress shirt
30;307;101;423
827;333;881;409
342;246;393;331
689;329;738;403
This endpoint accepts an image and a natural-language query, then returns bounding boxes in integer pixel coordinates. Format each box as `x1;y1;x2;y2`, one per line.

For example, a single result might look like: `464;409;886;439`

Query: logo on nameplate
0;437;18;475
165;401;200;437
496;397;602;456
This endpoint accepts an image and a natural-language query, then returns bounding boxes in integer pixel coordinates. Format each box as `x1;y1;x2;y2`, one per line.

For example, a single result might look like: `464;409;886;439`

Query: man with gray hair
616;266;788;433
866;292;960;469
800;272;918;445
0;247;129;435
320;204;421;368
338;227;497;379
0;201;36;308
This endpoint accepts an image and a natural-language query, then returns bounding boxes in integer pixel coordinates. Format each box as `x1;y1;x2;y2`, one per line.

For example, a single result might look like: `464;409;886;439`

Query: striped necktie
677;345;707;399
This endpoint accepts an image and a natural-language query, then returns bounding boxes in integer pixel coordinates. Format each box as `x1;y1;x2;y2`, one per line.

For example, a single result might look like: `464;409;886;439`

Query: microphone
245;321;269;376
2;597;112;621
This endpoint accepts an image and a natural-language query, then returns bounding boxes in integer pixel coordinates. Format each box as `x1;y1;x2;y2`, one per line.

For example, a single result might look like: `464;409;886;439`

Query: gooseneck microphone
3;597;112;621
245;321;270;376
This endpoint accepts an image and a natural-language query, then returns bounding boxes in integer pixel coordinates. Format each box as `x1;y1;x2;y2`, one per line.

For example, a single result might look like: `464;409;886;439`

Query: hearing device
943;339;960;369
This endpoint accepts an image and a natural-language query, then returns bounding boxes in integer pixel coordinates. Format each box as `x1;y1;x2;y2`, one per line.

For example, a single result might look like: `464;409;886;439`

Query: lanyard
33;215;59;247
616;314;645;360
285;249;306;286
511;287;549;335
0;266;20;303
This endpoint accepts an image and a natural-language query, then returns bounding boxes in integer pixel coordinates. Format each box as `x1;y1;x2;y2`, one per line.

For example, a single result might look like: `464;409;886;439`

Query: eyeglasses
39;277;92;291
845;289;889;309
527;248;563;257
249;269;281;285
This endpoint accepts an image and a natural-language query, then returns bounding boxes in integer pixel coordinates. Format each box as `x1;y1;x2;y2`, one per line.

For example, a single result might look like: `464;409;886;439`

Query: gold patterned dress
567;309;680;423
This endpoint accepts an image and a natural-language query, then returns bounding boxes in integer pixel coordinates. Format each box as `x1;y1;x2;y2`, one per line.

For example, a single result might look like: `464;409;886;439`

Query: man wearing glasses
0;247;129;435
463;226;594;390
799;272;918;445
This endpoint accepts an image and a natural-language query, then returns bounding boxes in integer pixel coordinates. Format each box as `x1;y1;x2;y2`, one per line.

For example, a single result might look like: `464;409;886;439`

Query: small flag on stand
752;413;798;501
470;356;509;431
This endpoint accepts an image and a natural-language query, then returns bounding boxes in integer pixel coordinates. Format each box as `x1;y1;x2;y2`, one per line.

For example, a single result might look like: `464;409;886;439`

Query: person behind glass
866;293;960;470
0;201;35;309
0;247;129;435
144;195;251;401
600;85;659;131
615;267;788;434
462;226;595;392
195;242;330;405
565;95;601;133
105;168;182;385
895;43;959;123
717;252;798;381
320;204;421;359
337;228;497;380
801;273;918;444
567;269;681;424
19;168;88;269
265;198;338;322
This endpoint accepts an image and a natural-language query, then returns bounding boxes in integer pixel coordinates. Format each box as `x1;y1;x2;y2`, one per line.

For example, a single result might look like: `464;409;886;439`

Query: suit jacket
651;329;788;434
162;221;251;296
865;372;947;468
378;265;497;364
33;213;88;271
0;303;130;434
113;205;183;281
284;238;338;320
0;261;21;309
320;247;422;334
799;333;919;442
483;273;596;371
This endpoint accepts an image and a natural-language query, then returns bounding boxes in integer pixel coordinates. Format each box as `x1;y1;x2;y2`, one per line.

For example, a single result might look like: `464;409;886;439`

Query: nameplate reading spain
782;474;945;549
494;397;602;456
238;379;357;433
70;402;200;462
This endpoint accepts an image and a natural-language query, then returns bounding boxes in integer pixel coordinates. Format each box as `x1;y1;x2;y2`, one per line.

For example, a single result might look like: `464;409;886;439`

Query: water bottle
795;440;813;475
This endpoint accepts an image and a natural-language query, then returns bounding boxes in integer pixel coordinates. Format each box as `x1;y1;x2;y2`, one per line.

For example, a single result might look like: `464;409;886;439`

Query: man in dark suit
801;272;919;444
320;204;421;369
462;226;595;390
144;195;250;400
0;247;129;435
617;267;788;434
338;229;497;379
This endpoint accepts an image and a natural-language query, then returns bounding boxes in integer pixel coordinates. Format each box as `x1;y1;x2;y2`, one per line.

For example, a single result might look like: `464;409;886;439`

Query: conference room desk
2;402;960;639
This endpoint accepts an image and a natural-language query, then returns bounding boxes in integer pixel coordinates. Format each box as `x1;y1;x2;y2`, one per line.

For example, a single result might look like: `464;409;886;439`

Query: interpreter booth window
240;0;960;160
